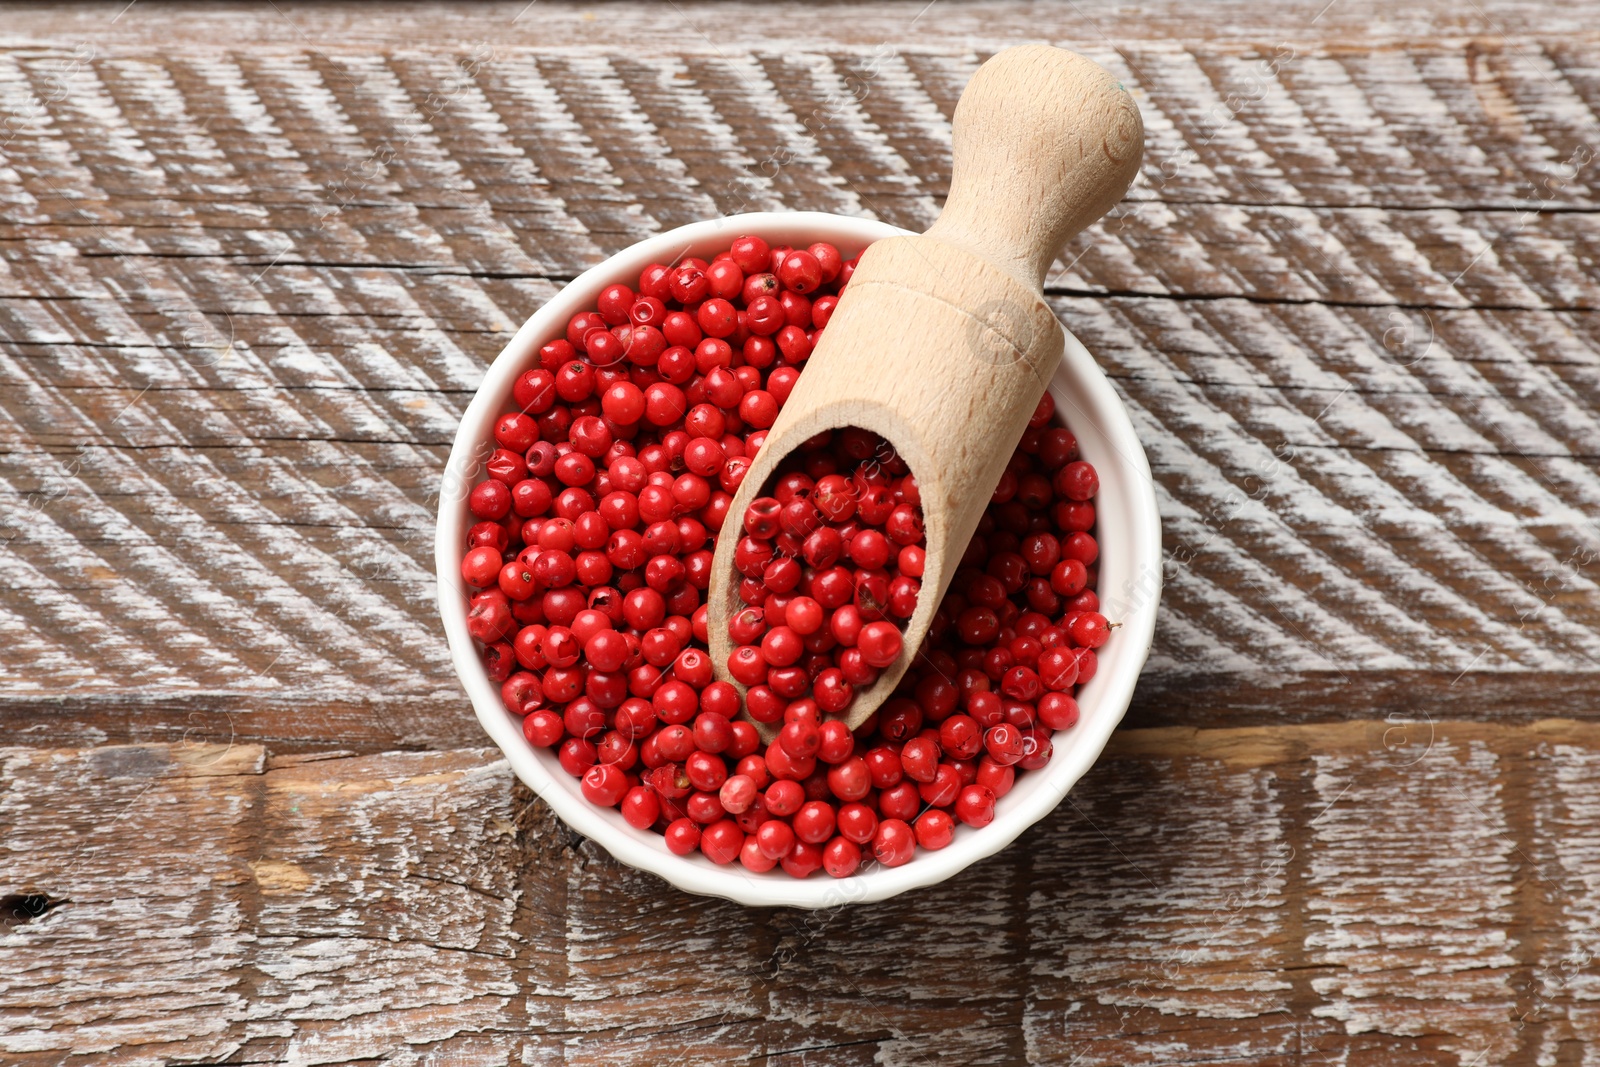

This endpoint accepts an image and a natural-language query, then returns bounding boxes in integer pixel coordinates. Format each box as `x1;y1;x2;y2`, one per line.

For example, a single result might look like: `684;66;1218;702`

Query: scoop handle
707;46;1145;737
926;44;1144;292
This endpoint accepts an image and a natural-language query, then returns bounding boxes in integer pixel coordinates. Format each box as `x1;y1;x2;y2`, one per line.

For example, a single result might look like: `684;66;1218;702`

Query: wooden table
3;2;1599;1062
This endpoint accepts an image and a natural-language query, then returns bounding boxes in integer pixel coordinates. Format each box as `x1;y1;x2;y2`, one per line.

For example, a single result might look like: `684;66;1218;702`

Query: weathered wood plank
3;21;1600;742
4;1;1600;51
4;722;1599;1065
0;743;538;1065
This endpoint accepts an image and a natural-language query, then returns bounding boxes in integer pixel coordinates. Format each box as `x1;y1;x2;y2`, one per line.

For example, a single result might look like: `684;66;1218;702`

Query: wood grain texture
2;722;1598;1065
3;6;1600;1059
3;2;1599;750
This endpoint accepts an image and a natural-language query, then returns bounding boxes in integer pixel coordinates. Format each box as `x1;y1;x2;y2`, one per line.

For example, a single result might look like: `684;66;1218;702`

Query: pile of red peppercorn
458;234;1108;879
726;425;925;724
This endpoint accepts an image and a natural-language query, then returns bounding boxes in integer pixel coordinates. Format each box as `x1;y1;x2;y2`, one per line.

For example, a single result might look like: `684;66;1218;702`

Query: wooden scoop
708;45;1145;733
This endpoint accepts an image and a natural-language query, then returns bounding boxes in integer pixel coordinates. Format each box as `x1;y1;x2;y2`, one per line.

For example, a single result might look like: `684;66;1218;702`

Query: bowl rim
435;210;1162;909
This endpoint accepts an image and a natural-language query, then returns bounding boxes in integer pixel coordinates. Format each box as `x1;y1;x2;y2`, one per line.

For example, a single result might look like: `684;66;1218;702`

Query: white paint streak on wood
1305;739;1520;1064
0;745;526;1065
5;727;1600;1061
860;50;955;185
731;53;865;217
0;29;1596;718
563;53;723;228
1528;744;1600;1060
482;55;653;251
1253;53;1412;209
1128;44;1306;208
1022;757;1292;1064
786;51;932;228
1072;279;1600;661
382;53;595;278
1057;296;1545;669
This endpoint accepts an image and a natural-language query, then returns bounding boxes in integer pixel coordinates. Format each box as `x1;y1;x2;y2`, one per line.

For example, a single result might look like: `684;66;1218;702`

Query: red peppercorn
976;756;1015;798
900;736;939;783
469;480;512;521
739;390;779;429
499;669;543;716
699;819;744;864
861;747;901;789
826;757;871;802
1018;728;1054;771
780;839;825;879
1038;692;1080;731
727;718;760;758
757;781;800;821
815;719;854;764
954;784;997;828
664;818;701;855
822;836;861;878
831;799;875;844
729;235;771;274
654;680;699;724
808;243;842;283
777;249;822;294
778;718;821;760
739;836;777;872
812;669;853;714
856;620;903;668
793;800;836;845
914;809;955;850
919;764;962;808
668;264;708;305
692;710;733;754
872;819;916;867
581;762;628;807
744;684;785;724
761;626;805;668
938;714;983;760
460;546;503;589
1001;665;1042;702
984;722;1026;766
1055;460;1099;502
558;737;596;777
1069;611;1112;649
718;773;757;814
620;786;659;829
468;592;516;644
756;818;796;860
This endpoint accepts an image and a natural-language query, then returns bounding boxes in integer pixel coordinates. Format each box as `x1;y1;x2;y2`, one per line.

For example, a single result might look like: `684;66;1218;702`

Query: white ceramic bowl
436;211;1161;909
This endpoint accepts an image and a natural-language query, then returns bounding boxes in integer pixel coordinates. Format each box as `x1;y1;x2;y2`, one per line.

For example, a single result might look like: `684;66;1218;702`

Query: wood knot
1102;97;1142;167
1;892;68;928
